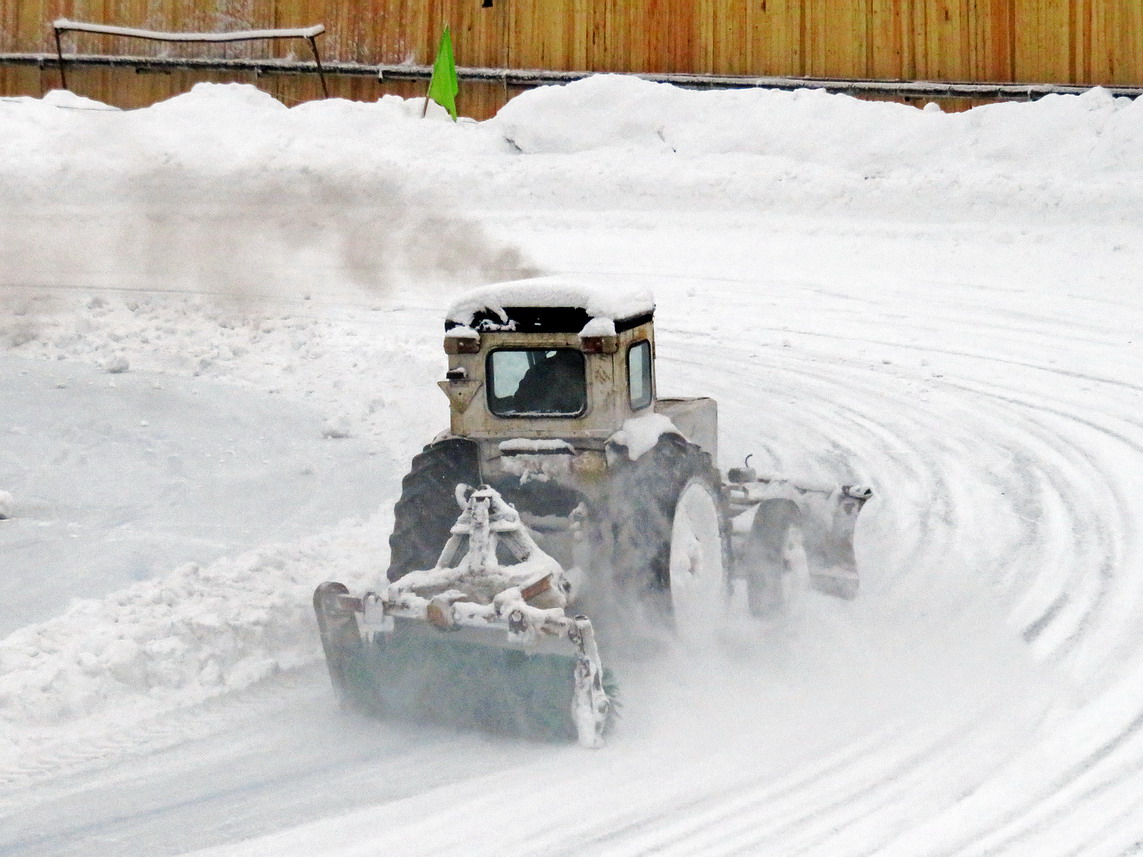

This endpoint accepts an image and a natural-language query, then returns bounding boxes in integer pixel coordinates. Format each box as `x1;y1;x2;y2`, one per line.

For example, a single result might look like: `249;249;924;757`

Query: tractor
314;279;871;747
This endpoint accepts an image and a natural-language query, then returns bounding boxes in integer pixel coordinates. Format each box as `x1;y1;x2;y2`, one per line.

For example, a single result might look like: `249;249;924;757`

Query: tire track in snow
678;307;1138;668
942;380;1138;665
907;396;1143;857
658;341;1044;856
657;271;1143;857
771;364;1140;857
0;667;324;797
0;665;562;857
973;750;1143;857
636;724;980;857
530;727;908;857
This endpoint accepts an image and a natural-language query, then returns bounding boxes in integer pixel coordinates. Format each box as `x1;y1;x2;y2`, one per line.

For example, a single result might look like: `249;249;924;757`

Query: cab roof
445;278;655;334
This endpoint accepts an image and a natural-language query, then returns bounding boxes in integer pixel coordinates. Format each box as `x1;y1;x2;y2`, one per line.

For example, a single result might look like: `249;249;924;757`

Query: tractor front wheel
387;437;480;582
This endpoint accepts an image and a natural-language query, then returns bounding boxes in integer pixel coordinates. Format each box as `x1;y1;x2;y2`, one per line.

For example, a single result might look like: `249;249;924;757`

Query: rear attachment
726;464;872;600
314;486;611;748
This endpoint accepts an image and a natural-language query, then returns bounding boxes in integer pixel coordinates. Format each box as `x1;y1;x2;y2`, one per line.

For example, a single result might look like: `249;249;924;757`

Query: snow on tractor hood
445;277;655;333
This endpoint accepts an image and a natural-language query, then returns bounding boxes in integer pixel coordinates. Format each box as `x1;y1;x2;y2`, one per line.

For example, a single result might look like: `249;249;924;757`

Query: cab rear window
487;349;587;417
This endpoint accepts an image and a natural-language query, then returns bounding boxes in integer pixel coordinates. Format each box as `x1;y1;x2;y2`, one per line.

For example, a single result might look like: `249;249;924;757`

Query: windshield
487;349;587;417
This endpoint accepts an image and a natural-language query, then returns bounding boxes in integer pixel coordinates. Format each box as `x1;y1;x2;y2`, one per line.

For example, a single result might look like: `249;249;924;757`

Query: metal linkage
343;485;611;747
725;473;873;600
570;615;610;748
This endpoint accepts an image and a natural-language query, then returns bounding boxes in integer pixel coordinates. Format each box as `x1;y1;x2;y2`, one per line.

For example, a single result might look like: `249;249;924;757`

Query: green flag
426;26;459;120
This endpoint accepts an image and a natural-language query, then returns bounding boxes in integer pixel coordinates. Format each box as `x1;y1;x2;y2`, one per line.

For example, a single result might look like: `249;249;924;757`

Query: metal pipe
4;51;1140;102
52;30;66;89
306;35;328;98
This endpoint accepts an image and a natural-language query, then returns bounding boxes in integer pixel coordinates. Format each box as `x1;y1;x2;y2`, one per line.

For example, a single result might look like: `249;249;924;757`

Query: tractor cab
441;281;657;439
312;281;872;748
440;279;716;468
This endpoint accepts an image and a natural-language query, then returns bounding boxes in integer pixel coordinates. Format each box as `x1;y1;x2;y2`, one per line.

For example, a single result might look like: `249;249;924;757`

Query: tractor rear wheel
605;434;731;634
667;474;731;639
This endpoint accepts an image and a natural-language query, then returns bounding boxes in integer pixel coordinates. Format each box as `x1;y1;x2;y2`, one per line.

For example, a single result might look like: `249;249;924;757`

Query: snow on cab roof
446;277;655;328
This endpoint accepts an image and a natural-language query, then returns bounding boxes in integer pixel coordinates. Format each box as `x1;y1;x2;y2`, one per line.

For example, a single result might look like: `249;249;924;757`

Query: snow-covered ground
2;78;1142;856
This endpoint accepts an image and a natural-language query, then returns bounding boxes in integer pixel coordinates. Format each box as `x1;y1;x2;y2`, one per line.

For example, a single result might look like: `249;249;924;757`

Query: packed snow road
2;80;1143;856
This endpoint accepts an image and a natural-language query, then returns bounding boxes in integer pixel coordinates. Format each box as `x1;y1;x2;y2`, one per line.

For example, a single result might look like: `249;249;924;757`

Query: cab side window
628;340;652;410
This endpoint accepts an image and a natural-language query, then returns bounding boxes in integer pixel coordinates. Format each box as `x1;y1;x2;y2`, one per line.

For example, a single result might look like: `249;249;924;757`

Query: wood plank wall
3;0;1141;115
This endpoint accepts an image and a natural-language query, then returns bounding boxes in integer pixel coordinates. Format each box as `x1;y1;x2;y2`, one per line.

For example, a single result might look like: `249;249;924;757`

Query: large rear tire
668;474;731;639
605;434;731;633
387;437;480;582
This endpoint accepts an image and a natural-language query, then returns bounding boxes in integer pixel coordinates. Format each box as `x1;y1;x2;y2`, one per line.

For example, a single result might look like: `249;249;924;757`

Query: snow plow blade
726;474;873;600
313;486;612;747
313;590;611;747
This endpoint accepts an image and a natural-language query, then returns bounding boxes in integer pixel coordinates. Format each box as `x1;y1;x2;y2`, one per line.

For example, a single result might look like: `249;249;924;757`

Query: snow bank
8;76;1142;186
0;82;534;296
0;511;387;736
4;291;445;450
4;78;1142;302
495;75;1143;177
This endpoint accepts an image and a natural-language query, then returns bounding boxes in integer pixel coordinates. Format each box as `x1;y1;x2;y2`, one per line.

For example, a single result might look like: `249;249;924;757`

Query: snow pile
4;77;1143;303
9;77;1143;185
102;354;130;374
496;75;1143;177
0;82;535;296
0;511;387;736
3;292;445;450
321;415;352;438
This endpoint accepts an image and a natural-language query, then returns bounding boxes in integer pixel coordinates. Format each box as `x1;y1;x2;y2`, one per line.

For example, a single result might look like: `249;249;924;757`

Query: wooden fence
3;1;1142;115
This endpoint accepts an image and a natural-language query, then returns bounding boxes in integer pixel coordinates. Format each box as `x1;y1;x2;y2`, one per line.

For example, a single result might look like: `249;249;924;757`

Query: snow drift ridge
0;514;386;742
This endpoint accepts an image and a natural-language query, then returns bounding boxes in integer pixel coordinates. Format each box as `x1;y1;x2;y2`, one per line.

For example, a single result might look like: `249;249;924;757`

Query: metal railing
51;19;329;97
4;40;1140;105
